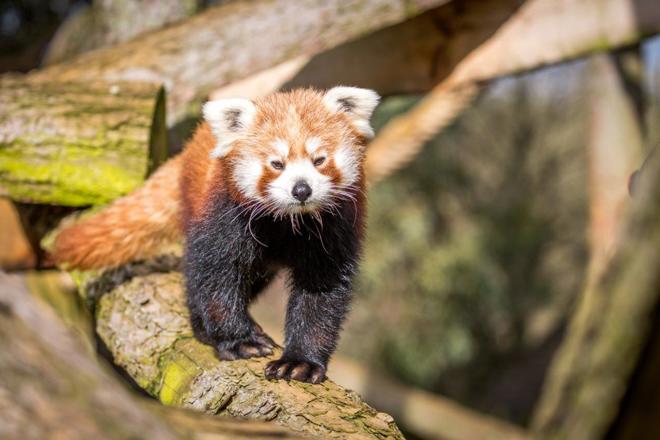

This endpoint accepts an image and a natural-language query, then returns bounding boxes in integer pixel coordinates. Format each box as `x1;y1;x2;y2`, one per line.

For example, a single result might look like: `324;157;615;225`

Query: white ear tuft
203;98;256;158
322;86;380;138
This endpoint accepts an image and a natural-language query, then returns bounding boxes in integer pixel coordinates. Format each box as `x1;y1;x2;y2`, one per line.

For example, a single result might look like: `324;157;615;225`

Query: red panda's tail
52;155;183;270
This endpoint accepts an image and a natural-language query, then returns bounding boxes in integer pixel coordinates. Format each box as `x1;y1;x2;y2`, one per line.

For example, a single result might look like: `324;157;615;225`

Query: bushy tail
52;155;183;270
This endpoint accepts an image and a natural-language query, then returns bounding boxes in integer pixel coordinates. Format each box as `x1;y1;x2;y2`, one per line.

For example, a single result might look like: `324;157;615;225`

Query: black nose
292;181;312;202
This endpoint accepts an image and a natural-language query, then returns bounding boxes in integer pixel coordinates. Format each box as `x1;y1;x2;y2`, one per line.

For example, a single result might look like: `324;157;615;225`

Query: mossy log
84;269;403;439
0;272;305;439
0;77;167;206
531;147;660;437
29;0;449;127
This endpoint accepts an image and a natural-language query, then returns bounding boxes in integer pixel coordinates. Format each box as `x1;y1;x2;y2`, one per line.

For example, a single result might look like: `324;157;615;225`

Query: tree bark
530;138;660;437
0;77;167;206
0;272;305;439
43;0;208;66
82;268;404;439
29;0;449;127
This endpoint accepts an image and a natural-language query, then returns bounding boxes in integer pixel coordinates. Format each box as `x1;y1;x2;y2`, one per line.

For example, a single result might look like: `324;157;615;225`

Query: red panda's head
203;87;379;217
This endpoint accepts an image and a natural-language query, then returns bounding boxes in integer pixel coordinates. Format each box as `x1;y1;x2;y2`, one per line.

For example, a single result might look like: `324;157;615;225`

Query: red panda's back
180;123;220;227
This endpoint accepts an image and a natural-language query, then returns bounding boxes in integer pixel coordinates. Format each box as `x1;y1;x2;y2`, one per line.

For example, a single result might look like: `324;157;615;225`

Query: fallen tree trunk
0;272;305;439
84;268;404;439
364;0;660;184
43;0;208;66
29;0;449;127
0;77;167;206
530;144;660;437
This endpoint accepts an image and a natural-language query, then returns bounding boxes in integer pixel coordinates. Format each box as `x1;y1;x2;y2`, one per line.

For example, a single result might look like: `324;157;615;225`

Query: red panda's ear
322;87;380;138
203;98;256;158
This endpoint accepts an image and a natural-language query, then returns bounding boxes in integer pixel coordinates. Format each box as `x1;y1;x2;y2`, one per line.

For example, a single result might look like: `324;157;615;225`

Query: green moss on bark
0;78;167;206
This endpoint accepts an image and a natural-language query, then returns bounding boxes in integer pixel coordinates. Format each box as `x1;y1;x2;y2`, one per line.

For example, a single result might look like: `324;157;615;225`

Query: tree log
43;0;209;66
584;52;645;283
29;0;449;127
530;142;660;436
0;77;167;206
0;272;305;439
364;0;660;184
85;269;404;439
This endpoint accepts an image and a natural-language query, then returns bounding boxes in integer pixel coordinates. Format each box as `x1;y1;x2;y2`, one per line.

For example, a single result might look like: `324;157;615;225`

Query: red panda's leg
265;262;355;384
184;216;275;360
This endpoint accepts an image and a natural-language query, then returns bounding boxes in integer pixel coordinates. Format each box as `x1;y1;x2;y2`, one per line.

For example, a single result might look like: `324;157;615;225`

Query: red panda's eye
270;160;285;170
313;157;326;167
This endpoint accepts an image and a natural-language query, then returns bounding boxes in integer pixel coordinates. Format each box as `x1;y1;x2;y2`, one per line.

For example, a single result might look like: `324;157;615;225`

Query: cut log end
0;77;168;206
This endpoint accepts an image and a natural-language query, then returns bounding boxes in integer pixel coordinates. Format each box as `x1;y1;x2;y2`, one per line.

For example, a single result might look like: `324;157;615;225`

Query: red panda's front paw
215;333;276;361
264;358;327;383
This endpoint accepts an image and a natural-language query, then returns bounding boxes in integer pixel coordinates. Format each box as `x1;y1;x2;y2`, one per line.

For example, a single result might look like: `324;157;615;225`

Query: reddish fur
179;123;218;226
52;156;183;269
52;89;365;270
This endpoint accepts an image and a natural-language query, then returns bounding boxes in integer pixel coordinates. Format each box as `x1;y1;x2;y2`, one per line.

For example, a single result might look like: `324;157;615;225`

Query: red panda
53;87;380;383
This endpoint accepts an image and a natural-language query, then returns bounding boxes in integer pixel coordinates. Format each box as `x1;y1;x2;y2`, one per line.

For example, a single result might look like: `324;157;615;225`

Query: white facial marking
334;142;360;186
272;138;289;157
305;137;323;155
232;155;263;199
266;159;332;214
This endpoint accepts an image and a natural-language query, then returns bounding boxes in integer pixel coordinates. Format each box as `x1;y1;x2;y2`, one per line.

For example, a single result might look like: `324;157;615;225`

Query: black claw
255;332;280;349
215;333;275;361
264;358;326;383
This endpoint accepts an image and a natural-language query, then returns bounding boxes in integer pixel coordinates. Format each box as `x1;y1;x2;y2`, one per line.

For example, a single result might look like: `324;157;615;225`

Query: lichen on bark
0;77;167;206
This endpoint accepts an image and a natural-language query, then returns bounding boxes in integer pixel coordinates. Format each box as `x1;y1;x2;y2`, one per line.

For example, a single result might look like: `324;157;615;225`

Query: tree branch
29;0;449;126
531;136;660;438
0;272;305;439
83;268;404;439
364;0;660;184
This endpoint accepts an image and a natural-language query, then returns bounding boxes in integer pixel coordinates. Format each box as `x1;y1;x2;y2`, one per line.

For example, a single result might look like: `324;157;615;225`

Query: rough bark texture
0;77;167;206
86;269;403;439
530;144;660;437
364;0;660;184
30;0;449;127
0;272;308;440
